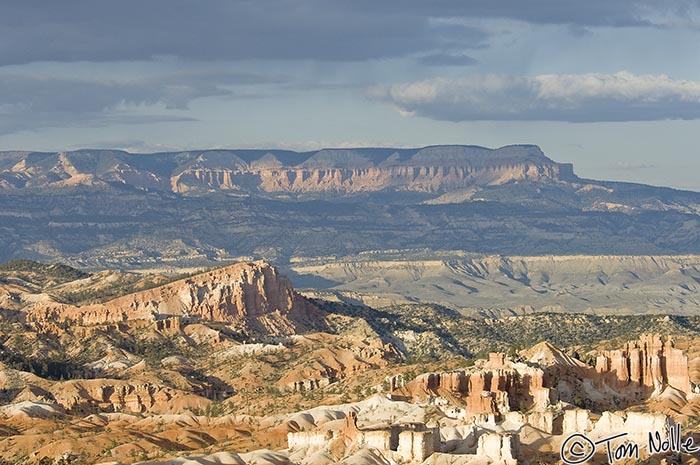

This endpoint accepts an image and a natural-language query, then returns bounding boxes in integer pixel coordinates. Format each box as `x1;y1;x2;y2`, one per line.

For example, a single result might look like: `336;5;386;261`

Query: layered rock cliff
595;334;691;394
0;145;577;195
25;261;326;335
290;254;700;315
399;337;694;420
400;353;554;419
5;145;700;267
50;379;208;414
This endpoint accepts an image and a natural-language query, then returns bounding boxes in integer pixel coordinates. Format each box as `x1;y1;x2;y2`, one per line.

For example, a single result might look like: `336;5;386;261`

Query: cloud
0;1;485;66
416;53;478;66
1;1;695;66
0;70;273;134
362;0;700;28
370;71;700;122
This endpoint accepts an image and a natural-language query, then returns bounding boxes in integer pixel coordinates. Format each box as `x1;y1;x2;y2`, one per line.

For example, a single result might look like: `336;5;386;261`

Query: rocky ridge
23;261;325;335
4;145;700;266
0;145;575;195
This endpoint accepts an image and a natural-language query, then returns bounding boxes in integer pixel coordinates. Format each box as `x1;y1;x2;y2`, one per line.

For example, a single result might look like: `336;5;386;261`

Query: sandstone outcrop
403;353;553;420
561;409;674;445
279;338;394;392
386;374;406;391
526;410;556;434
562;409;593;435
591;411;673;445
595;334;691;394
287;410;439;464
2;145;577;195
287;430;333;449
49;379;209;414
24;261;325;335
476;432;519;465
400;338;693;423
397;428;436;463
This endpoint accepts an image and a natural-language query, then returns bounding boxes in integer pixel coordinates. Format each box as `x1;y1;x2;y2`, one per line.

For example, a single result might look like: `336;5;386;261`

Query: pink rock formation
5;145;577;195
153;146;577;195
50;379;208;414
25;261;325;335
408;353;552;419
595;334;691;394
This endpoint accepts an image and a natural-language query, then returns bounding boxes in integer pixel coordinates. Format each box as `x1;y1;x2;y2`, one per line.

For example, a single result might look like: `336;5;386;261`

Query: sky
1;1;700;190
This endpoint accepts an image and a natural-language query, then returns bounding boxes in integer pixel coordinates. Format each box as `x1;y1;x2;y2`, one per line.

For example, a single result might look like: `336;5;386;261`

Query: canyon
2;338;696;464
275;338;699;465
1;261;699;464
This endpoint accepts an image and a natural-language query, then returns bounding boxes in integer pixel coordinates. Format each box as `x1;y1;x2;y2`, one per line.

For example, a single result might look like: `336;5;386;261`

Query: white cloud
534;72;700;100
370;71;700;122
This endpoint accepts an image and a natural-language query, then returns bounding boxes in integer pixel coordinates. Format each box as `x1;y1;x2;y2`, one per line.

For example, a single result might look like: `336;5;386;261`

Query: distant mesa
0;145;577;194
4;144;700;267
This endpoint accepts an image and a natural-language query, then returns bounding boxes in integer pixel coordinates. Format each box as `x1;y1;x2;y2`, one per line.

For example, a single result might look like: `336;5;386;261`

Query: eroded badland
0;260;699;465
2;146;700;464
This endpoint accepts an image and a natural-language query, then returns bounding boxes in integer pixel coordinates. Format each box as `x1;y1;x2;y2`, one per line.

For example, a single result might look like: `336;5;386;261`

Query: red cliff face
405;353;552;419
1;145;577;195
25;261;325;335
402;338;692;422
173;158;572;194
595;334;691;394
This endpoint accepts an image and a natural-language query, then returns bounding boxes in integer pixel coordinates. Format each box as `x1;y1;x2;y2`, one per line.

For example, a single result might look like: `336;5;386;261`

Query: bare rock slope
25;261;325;334
0;145;574;194
292;253;700;315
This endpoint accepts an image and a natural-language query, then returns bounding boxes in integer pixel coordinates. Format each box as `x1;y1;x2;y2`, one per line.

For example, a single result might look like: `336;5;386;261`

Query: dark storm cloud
0;70;271;134
2;1;695;66
0;1;458;65
2;0;698;134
